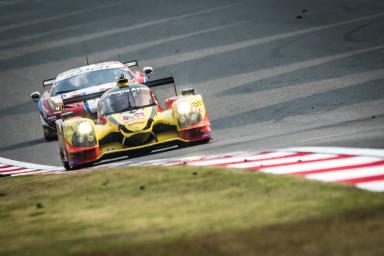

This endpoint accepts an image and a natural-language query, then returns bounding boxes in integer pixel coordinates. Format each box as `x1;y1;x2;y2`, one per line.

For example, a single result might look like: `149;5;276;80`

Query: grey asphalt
0;0;383;166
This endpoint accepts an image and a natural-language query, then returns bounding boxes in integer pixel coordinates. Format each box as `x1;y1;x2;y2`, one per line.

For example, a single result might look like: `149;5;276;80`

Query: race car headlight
176;101;192;115
179;116;188;128
78;122;93;134
72;122;96;147
48;99;63;112
190;113;199;124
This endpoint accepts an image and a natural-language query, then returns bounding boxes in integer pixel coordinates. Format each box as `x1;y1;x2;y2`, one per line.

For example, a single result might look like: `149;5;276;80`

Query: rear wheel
43;126;57;141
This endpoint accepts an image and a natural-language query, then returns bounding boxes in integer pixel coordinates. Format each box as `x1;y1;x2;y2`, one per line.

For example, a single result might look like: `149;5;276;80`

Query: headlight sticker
176;101;202;128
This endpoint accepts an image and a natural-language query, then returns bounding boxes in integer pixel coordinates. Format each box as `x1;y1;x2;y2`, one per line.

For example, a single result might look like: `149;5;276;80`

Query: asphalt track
0;0;383;167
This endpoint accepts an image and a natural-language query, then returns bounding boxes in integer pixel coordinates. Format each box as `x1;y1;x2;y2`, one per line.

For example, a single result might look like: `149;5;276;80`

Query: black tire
43;126;57;141
62;160;92;171
62;160;72;171
60;145;93;170
60;149;72;170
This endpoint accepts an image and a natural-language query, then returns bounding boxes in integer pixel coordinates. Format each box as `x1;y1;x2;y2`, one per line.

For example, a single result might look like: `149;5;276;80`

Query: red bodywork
38;63;146;132
178;115;212;141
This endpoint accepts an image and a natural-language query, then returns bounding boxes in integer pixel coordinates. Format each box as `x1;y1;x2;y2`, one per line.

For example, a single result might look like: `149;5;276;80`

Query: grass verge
1;166;384;256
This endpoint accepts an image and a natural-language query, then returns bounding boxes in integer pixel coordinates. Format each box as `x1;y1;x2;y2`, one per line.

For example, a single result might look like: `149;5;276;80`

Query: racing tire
60;148;73;170
60;148;94;170
62;160;72;171
63;160;93;171
43;126;57;141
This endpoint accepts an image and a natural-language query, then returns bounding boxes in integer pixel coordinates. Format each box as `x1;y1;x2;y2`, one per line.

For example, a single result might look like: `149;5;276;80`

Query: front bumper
65;126;211;168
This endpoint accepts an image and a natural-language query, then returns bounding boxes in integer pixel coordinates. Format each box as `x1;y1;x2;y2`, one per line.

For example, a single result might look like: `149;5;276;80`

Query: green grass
1;166;384;256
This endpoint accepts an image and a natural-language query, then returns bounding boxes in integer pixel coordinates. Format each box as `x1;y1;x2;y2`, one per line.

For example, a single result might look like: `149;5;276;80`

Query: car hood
60;82;116;101
107;106;157;133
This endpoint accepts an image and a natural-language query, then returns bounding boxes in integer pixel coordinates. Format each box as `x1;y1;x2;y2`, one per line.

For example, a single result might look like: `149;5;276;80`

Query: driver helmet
117;74;129;87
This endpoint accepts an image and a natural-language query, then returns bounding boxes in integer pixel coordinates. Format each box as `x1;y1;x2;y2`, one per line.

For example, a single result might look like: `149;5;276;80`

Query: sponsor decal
122;112;145;121
105;147;117;152
63;125;74;132
109;87;149;96
56;63;123;81
84;99;99;113
125;121;146;126
61;84;115;100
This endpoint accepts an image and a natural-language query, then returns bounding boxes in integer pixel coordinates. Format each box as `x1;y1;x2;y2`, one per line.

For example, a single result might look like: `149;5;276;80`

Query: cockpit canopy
99;85;155;116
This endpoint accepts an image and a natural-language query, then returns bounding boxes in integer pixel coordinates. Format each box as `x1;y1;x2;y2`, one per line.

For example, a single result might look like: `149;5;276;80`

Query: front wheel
43;126;57;141
62;160;72;170
60;148;72;170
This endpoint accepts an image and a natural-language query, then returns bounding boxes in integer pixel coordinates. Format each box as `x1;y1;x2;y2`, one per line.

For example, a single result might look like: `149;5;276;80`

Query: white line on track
0;169;37;175
0;166;23;172
11;169;60;176
260;156;381;174
306;165;384;182
284;147;384;158
227;153;335;169
356;181;384;192
0;157;63;170
188;151;295;166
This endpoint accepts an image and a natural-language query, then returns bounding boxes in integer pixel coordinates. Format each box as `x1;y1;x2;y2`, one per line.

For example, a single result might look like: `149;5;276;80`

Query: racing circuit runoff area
1;0;384;255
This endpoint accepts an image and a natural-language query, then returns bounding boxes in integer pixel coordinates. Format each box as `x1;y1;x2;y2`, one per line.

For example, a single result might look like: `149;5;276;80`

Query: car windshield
99;87;154;115
51;68;133;95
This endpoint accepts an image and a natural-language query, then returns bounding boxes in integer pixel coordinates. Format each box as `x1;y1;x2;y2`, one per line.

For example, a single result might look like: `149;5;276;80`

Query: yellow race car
56;75;212;169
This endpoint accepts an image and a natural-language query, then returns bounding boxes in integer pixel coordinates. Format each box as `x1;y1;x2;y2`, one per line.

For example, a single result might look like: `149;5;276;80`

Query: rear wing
62;91;105;106
123;60;138;68
145;76;177;96
42;60;138;90
42;78;55;90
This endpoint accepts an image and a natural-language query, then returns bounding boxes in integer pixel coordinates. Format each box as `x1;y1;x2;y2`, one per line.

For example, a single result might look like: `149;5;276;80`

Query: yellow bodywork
59;94;207;160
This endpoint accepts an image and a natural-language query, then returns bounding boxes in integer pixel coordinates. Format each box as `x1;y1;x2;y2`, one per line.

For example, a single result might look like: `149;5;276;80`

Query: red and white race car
31;60;152;140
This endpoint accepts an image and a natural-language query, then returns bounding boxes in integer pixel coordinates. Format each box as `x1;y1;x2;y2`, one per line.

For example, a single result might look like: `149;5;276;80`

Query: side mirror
181;88;195;96
143;66;153;76
30;91;41;103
